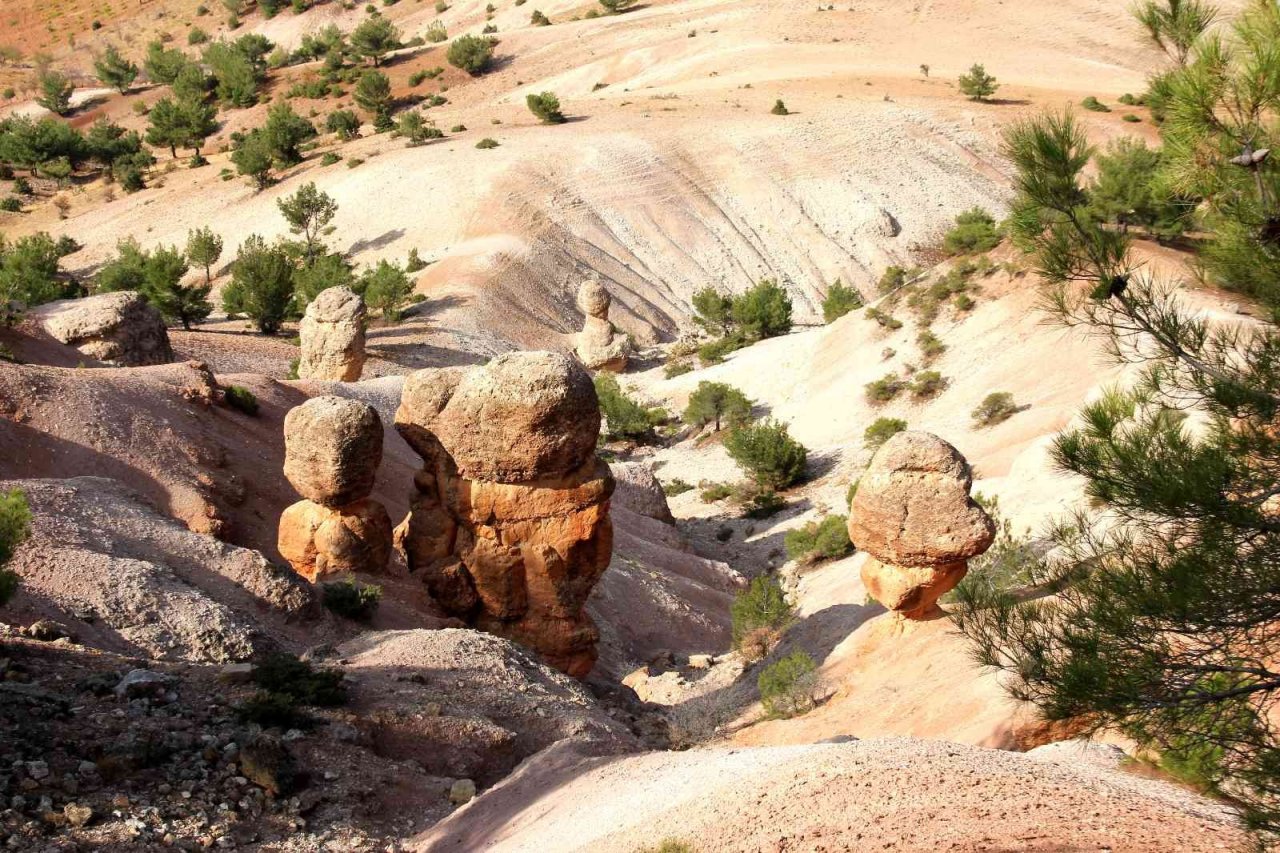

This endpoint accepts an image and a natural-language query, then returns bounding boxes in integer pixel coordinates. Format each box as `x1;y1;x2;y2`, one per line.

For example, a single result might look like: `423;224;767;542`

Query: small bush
450;124;467;133
664;358;693;378
954;292;975;311
821;279;863;322
425;21;448;43
1118;93;1138;106
865;307;902;330
476;137;499;149
916;329;945;363
526;91;566;123
448;35;495;75
725;419;807;489
322;578;382;621
700;483;733;503
942;207;1001;255
745;490;786;519
732;279;792;340
972;391;1020;427
0;198;20;213
321;152;342;166
530;9;551;25
731;575;792;648
909;370;947;399
697;333;746;365
595;374;662;441
637;842;696;853
1081;96;1111;112
784;515;852;563
758;650;819;719
662;478;694;497
237;691;311;728
864;416;906;449
251;654;347;706
286;358;300;380
1122;113;1142;123
864;373;905;404
189;27;210;45
224;385;259;415
770;99;789;115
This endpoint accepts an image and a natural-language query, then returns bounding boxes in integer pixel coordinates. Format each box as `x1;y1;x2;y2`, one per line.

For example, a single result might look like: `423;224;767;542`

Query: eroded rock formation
394;352;614;677
298;286;366;382
574;278;631;372
32;291;173;366
278;396;392;581
848;431;994;619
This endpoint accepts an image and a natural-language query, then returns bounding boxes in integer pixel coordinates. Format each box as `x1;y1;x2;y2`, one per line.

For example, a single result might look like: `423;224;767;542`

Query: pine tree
957;63;999;102
35;68;73;116
277;182;337;266
353;70;393;127
223;235;296;333
349;14;400;67
682;381;754;432
93;44;139;94
1133;0;1218;66
186;227;223;287
955;104;1280;836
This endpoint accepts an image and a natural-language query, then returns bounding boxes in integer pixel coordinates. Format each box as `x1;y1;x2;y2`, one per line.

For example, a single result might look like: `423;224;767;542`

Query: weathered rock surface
574;279;631;372
394;354;614;677
31;291;173;367
298;286;367;382
608;462;675;525
280;396;393;580
1;476;320;662
428;352;601;483
848;431;994;618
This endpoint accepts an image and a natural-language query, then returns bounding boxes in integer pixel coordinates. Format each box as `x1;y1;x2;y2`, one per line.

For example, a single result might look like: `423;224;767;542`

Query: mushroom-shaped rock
32;291;174;366
298;286;366;382
574;279;631;373
283;396;383;508
279;396;392;581
431;351;601;483
848;431;995;618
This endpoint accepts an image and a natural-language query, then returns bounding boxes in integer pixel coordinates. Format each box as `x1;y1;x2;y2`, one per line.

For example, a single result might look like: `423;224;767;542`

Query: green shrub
957;63;999;101
942;207;1001;255
954;292;975;311
691;287;733;334
526;91;566;123
878;265;910;294
770;99;789;115
0;198;20;213
821;279;863;322
448;35;495;75
595;374;661;440
865;307;902;330
732;278;792;340
864;373;905;404
0;489;31;607
405;248;426;272
450;124;467;133
683;381;753;432
1118;92;1138;105
725;419;807;489
322;578;382;621
476;137;499;149
425;21;448;43
758;650;818;719
530;9;551;25
730;575;792;647
916;329;945;362
662;478;694;497
326;109;362;140
189;27;210;45
745;490;786;519
237;691;312;728
697;333;746;365
251;654;347;706
663;358;693;378
1081;95;1111;112
637;842;695;853
1122;113;1143;123
972;391;1020;427
224;385;259;415
700;483;732;503
784;515;852;563
321;152;342;166
287;358;300;380
864;416;906;449
600;0;636;11
909;370;947;399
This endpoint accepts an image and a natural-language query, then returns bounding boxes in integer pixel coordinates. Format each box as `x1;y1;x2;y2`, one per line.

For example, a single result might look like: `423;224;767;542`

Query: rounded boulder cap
283;396;383;507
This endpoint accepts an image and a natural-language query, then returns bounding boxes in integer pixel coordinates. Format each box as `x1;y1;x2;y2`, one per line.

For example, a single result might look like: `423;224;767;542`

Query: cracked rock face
278;396;392;582
298;286;366;382
393;352;615;677
32;291;174;367
574;279;631;373
848;431;994;618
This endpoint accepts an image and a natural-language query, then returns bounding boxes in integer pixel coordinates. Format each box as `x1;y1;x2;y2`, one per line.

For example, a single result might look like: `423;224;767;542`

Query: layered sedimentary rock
848;431;994;619
298;286;366;382
32;291;173;366
394;352;614;677
573;279;631;372
278;396;392;581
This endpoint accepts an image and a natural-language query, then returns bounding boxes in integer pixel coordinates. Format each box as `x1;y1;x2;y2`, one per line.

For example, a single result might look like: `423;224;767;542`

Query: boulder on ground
609;462;675;525
298;286;367;382
31;291;173;367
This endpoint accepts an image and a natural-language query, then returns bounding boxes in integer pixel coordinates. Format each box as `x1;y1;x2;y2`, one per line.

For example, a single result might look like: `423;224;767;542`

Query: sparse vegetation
863;416;906;449
448;35;495;76
971;391;1020;427
725;419;807;489
683;381;753;432
526;92;566;124
322;578;382;621
909;369;947;399
0;489;31;607
730;575;792;649
942;208;1001;255
758;650;819;719
957;63;999;101
784;515;852;564
224;385;259;415
821;279;863;322
864;373;905;405
771;99;789;116
595;374;663;441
